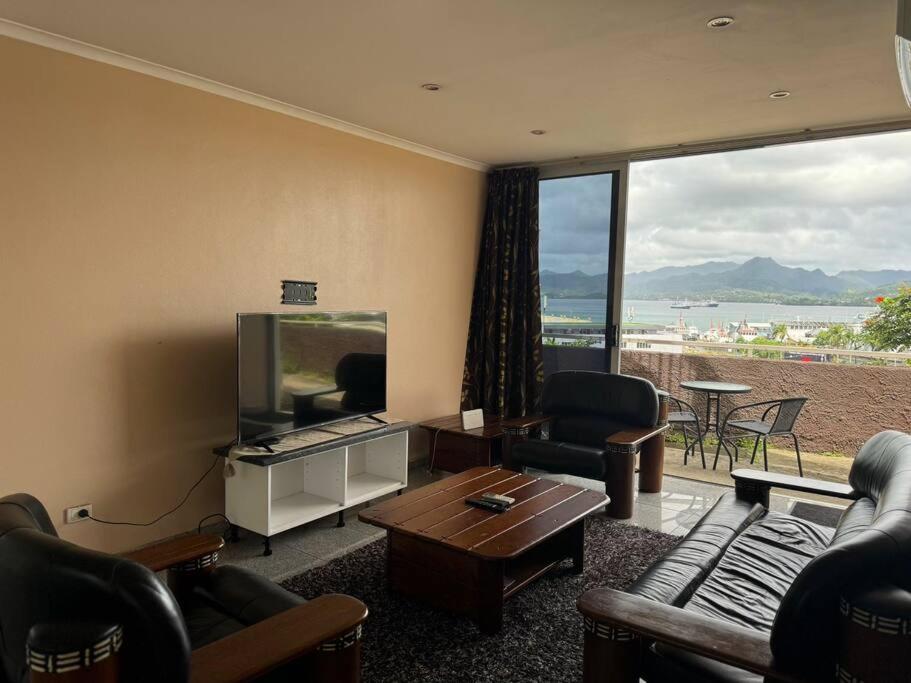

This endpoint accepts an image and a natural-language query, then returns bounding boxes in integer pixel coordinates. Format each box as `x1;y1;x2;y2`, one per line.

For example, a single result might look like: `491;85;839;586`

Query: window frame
538;160;629;373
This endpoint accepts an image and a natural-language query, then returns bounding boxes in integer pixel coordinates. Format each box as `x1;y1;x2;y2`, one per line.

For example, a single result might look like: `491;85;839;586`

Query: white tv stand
222;418;409;555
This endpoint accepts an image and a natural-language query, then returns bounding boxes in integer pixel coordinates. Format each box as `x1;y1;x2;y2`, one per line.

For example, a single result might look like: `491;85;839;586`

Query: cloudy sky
539;129;911;275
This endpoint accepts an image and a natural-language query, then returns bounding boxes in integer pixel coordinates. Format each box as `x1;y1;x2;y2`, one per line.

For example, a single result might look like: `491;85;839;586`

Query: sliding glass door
538;165;627;375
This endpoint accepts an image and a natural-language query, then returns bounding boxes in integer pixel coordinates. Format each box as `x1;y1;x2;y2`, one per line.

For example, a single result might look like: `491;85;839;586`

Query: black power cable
81;455;221;527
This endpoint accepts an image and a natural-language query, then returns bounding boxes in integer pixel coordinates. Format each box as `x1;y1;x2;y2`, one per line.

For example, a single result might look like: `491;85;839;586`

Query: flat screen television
237;311;387;444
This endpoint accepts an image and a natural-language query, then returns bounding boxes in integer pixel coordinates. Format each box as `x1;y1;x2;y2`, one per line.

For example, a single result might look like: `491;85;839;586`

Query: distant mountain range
540;257;911;305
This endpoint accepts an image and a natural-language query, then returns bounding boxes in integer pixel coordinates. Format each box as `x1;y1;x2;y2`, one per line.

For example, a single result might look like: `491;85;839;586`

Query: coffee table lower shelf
385;521;584;634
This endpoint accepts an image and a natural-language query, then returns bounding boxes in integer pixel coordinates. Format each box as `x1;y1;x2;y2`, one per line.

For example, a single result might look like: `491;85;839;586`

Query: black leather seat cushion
629;492;764;607
182;599;247;649
683;512;832;632
510;439;606;480
183;565;305;649
549;415;628;449
647;512;831;683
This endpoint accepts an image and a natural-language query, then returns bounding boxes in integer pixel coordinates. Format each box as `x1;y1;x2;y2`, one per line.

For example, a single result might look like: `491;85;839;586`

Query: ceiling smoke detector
769;90;791;99
706;16;735;28
420;83;441;91
530;129;547;135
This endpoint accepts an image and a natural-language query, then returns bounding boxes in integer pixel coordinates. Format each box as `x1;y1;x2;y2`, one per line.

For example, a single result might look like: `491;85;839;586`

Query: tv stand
219;418;409;556
366;414;388;425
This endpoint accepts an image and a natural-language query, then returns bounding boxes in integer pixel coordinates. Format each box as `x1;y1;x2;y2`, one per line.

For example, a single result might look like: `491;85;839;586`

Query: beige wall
623;351;911;455
0;37;486;552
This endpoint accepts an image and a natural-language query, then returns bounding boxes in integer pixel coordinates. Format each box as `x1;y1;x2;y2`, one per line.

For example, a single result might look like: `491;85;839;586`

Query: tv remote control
481;492;515;506
465;497;510;513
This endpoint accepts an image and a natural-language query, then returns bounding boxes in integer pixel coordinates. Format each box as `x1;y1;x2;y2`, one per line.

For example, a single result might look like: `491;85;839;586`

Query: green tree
771;323;790;343
864;288;911;352
814;324;864;350
749;336;783;359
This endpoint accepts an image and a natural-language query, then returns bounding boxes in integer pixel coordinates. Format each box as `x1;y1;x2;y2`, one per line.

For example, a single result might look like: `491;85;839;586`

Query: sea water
544;299;875;331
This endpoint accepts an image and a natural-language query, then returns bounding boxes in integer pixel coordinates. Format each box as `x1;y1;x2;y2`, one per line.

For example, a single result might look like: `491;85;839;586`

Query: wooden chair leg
311;625;363;682
28;623;122;683
582;618;641;683
838;583;911;682
638;436;664;494
604;449;635;519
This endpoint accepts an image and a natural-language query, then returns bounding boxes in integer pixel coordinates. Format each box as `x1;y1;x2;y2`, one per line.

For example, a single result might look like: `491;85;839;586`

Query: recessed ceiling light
769;90;791;99
707;16;735;28
421;83;441;91
530;129;546;135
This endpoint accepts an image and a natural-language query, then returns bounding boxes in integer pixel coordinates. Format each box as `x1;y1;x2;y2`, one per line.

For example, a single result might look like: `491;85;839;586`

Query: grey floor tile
280;518;384;559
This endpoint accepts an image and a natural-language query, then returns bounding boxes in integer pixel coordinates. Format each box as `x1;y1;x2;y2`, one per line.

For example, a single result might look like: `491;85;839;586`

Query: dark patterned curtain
460;167;544;418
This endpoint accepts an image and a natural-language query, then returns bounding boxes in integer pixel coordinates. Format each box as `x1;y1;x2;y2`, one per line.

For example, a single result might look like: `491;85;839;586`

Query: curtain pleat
460;167;544;417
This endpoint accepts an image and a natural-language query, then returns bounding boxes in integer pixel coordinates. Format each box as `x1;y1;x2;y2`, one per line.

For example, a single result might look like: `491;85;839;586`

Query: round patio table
679;380;752;438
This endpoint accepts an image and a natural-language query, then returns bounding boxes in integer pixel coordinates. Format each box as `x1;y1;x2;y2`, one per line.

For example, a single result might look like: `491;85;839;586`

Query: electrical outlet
65;504;92;524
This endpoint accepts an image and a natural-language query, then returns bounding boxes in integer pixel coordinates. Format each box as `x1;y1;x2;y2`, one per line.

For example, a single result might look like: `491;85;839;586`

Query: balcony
544;332;911;490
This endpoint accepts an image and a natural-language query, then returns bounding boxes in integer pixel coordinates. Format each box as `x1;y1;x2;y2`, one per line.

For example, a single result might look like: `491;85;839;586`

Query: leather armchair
577;430;911;682
503;371;669;519
0;494;367;683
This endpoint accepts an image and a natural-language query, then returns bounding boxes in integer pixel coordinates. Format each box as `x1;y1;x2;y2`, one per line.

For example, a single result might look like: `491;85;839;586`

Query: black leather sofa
0;493;367;683
505;371;668;519
578;429;911;682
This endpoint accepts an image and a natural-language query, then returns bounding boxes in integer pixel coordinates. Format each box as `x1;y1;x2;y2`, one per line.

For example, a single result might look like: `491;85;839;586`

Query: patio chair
667;395;705;468
713;397;808;475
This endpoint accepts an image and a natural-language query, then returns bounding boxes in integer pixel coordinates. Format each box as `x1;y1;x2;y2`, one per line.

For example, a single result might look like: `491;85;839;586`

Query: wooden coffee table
358;466;607;633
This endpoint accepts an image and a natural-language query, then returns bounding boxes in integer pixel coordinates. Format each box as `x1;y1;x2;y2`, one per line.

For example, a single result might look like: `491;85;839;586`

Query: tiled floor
220;463;829;582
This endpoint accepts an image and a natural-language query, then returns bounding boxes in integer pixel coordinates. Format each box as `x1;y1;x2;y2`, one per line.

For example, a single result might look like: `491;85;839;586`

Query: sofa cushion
549;415;628;449
191;565;305;626
182;598;248;649
645;511;831;683
628;492;764;606
683;512;833;632
510;439;605;480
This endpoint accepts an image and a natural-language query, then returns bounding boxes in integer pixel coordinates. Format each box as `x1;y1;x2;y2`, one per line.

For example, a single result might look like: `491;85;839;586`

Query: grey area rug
282;517;678;683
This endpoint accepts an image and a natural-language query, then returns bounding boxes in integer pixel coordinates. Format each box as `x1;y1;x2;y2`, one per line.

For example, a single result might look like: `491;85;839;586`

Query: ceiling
1;0;909;167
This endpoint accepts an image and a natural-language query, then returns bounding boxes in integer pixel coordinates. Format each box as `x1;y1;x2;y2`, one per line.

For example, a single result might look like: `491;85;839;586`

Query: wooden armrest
122;534;225;572
577;588;801;682
605;424;669;448
190;594;368;683
500;415;552;431
731;469;858;500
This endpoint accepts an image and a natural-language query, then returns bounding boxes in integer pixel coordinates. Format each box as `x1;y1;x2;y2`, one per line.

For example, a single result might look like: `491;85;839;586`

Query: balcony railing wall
622;349;911;455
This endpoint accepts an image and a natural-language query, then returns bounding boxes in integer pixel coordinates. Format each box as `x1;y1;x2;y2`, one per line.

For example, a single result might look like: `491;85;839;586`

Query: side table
418;414;549;473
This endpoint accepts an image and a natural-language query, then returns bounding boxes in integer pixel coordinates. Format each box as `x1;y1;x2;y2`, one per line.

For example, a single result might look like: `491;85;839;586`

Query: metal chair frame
713;398;808;475
667;395;706;468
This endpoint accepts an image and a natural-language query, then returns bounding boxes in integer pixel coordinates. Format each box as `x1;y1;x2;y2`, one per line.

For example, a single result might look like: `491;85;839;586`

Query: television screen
237;311;387;444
